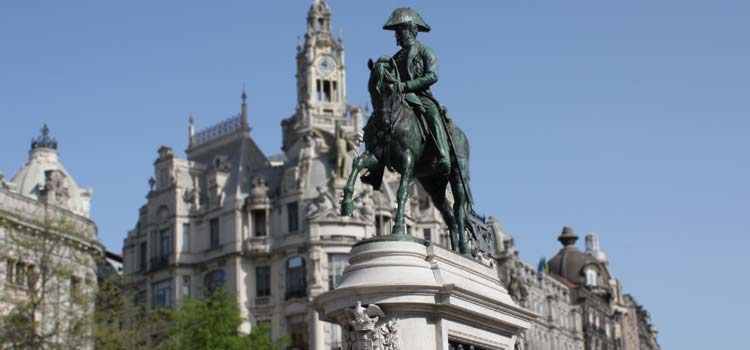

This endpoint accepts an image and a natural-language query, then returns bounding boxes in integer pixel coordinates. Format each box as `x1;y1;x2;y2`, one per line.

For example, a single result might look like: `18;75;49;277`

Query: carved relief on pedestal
341;301;400;350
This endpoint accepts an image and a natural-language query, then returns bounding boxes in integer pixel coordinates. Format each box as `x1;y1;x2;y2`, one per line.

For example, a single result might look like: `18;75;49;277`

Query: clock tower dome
283;0;363;153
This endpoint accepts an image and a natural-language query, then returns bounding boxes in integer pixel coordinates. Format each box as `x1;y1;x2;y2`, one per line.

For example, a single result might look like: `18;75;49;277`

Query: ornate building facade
0;126;105;349
120;2;659;350
498;227;660;350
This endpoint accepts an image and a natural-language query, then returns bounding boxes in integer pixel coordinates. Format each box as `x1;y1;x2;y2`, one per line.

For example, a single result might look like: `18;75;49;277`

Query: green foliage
164;291;288;350
92;276;168;350
248;323;290;350
0;214;95;350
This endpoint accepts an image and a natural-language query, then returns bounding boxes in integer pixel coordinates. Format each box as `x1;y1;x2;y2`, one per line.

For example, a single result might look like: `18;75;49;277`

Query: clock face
317;56;336;75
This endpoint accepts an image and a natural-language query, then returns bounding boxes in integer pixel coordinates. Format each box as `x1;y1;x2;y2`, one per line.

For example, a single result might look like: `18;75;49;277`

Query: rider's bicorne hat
383;8;431;32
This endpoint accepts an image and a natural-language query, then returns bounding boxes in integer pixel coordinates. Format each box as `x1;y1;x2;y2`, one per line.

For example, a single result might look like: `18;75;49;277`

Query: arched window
204;269;225;294
286;256;307;299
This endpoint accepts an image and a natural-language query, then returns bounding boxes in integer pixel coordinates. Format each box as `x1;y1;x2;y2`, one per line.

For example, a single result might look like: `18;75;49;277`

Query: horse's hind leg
392;152;415;236
450;170;471;255
420;176;458;250
341;151;378;216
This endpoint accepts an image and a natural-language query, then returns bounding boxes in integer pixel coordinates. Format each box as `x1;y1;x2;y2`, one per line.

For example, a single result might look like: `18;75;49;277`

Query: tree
0;213;98;350
92;276;168;350
164;291;289;350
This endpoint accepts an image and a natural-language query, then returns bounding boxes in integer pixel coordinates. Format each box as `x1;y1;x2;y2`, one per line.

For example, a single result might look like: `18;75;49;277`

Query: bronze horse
340;57;478;255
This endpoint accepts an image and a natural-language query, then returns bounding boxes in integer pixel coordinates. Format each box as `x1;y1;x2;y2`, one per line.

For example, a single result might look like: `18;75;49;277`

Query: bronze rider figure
383;8;451;174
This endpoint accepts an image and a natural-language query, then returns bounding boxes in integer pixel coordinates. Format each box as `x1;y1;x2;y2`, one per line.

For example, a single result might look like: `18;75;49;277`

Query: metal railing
193;115;243;145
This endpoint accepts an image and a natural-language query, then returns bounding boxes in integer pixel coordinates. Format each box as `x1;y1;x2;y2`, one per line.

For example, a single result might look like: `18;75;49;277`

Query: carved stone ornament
305;186;338;220
42;170;70;207
352;187;375;222
213;155;230;172
506;270;529;305
514;331;526;350
341;301;400;350
250;176;270;200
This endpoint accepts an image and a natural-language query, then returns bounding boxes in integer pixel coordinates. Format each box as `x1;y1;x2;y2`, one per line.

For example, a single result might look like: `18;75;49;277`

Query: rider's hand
389;82;404;94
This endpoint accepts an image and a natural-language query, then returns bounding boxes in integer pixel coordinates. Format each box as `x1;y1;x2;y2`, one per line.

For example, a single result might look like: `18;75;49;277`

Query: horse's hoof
392;224;406;236
459;242;470;256
341;200;354;216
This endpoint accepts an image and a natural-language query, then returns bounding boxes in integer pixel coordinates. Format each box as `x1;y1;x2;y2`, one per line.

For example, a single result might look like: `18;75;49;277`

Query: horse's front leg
341;151;378;216
392;152;415;236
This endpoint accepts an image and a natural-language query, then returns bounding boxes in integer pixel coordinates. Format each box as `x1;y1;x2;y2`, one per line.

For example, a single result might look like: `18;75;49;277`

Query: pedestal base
315;238;535;350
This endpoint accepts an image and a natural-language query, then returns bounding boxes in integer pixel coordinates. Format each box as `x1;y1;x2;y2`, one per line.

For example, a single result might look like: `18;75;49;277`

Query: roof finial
188;113;195;147
31;123;58;150
558;226;579;247
241;85;249;130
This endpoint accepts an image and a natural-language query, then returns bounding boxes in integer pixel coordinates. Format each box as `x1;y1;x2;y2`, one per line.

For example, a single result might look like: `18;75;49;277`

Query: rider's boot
432;116;451;175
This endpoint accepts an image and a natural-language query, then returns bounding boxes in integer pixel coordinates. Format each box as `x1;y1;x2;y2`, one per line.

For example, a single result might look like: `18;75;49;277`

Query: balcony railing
253;296;271;307
242;237;270;255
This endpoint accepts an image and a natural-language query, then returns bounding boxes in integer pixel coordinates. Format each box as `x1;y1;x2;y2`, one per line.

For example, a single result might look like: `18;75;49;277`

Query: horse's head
368;56;402;122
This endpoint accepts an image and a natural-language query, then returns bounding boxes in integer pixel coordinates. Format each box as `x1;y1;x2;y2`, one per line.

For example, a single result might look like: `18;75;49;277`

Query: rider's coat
393;41;439;108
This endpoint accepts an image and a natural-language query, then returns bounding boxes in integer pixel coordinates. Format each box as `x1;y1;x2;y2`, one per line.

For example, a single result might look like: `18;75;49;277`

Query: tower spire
188;113;195;147
241;86;249;130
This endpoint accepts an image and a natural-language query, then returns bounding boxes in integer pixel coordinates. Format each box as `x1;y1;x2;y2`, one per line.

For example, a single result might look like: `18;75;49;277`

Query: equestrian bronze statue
340;8;498;258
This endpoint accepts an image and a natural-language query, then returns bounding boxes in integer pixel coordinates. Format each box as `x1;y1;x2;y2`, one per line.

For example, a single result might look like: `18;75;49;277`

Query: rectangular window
286;257;306;299
6;259;14;284
290;323;308;350
26;265;36;289
181;275;191;298
139;243;147;270
160;228;171;258
332;81;338;102
323;80;332;102
423;228;432;241
70;276;80;299
327;254;349;290
252;210;266;237
15;262;25;286
256;266;271;297
287;202;299;232
182;223;190;252
152;280;173;308
316;79;322;101
210;218;220;249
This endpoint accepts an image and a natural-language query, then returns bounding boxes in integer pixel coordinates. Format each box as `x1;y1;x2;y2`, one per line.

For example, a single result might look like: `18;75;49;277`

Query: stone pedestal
315;238;536;350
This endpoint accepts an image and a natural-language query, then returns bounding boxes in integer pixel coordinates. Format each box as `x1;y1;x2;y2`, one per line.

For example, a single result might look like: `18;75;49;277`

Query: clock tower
283;0;363;153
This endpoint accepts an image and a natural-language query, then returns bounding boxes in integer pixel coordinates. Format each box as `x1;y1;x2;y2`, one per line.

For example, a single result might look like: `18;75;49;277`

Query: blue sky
1;1;748;348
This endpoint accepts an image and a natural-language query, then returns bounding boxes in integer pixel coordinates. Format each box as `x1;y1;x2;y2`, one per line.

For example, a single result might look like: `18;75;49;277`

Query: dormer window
585;267;598;287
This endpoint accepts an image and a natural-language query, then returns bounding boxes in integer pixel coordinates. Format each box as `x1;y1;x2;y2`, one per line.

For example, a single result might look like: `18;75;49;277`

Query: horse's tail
448;122;475;212
464;208;498;257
